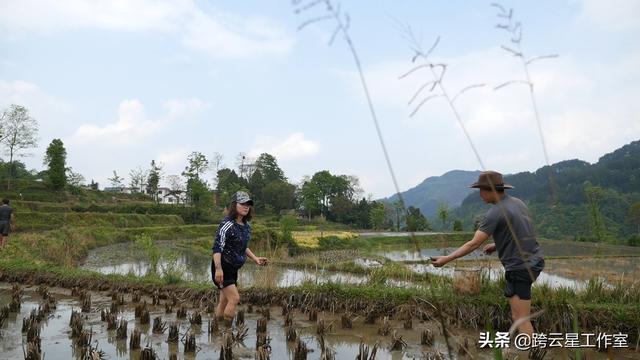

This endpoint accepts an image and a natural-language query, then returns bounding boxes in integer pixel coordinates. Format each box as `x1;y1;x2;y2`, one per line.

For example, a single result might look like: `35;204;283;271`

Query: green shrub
627;235;640;246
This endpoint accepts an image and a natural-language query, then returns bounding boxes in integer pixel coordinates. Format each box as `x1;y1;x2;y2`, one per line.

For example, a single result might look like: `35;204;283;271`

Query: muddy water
81;241;630;291
377;239;640;261
404;256;631;290
2;285;638;359
373;239;640;290
81;242;403;288
0;285;486;360
408;264;586;290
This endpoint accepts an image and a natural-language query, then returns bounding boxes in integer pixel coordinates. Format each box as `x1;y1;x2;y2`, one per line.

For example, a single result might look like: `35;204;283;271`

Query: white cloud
156;147;189;175
0;80;71;114
182;10;293;60
163;98;209;120
248;133;320;161
0;80;74;159
0;0;185;33
340;47;640;171
0;0;293;60
69;99;162;146
68;97;208;147
578;0;640;30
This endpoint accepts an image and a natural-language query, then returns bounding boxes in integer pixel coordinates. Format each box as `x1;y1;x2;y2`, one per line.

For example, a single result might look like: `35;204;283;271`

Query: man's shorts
211;260;239;289
504;268;541;300
0;221;10;236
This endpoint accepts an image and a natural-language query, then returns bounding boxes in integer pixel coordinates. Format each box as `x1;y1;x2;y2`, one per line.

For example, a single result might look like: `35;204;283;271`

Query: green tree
299;179;321;220
129;166;147;193
453;219;463;232
66;168;85;187
216;168;246;205
393;200;405;232
305;171;355;217
584;182;607;242
255;153;286;183
43;139;67;190
369;202;386;230
248;170;265;206
437;203;449;230
0;104;39;189
183;151;209;180
183;153;212;222
146;160;162;201
405;206;431;231
108;170;124;187
628;202;640;235
329;195;354;224
263;180;296;212
310;171;335;214
352;198;373;229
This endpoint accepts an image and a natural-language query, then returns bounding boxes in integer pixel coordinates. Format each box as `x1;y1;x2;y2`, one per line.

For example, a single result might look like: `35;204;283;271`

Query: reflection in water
0;287;440;360
379;247;485;262
1;285;632;360
409;264;587;290
81;243;381;288
377;239;640;262
82;240;633;292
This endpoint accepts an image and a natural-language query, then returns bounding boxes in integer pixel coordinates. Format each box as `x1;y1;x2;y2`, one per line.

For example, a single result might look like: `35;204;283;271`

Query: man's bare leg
510;295;534;336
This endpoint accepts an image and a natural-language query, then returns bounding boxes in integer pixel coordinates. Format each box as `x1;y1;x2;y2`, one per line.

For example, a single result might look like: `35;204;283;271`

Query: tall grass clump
135;234;160;274
160;251;184;284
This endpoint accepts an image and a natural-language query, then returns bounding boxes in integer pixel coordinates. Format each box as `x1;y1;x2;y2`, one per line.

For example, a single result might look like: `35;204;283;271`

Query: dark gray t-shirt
478;195;544;272
0;205;12;222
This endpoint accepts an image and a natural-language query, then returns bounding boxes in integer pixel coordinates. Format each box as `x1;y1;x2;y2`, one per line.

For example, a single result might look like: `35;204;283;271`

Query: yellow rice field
292;231;359;248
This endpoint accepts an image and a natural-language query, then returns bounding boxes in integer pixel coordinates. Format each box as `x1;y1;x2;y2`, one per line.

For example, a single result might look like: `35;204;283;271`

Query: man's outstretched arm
431;230;490;267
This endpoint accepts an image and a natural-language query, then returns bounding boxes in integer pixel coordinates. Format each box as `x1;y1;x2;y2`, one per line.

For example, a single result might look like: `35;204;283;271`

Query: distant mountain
453;140;640;243
381;170;481;219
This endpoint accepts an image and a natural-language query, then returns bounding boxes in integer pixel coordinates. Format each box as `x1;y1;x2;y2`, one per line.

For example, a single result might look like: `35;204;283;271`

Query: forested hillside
453;140;640;244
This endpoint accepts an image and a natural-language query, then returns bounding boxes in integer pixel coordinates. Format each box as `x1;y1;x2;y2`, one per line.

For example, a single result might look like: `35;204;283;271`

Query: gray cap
233;191;253;205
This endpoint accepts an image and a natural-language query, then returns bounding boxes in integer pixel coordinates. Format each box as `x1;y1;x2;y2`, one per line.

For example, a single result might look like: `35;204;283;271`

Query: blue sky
1;0;639;198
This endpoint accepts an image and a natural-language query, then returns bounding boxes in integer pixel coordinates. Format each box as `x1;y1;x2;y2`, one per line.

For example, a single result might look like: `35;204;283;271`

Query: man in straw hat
431;171;544;337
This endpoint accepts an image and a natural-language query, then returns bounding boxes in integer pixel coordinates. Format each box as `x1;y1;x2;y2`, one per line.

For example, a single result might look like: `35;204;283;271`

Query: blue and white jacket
212;216;251;268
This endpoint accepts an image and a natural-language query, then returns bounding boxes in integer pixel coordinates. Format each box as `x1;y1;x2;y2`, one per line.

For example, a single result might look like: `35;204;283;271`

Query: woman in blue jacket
211;191;267;322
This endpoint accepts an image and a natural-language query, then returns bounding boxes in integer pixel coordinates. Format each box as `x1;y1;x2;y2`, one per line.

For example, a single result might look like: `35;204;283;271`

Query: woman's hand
255;257;268;266
214;269;224;285
483;243;496;255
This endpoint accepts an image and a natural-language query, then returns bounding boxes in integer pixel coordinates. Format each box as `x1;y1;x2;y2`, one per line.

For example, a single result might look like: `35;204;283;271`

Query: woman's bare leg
215;289;228;320
221;285;240;320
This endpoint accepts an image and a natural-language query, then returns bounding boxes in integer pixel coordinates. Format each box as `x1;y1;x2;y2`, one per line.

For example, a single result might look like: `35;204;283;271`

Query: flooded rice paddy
80;239;640;291
4;237;640;359
375;239;640;261
0;284;489;359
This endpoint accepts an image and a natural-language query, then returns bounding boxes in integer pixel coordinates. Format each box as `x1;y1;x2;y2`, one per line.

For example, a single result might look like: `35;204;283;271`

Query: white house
157;187;187;205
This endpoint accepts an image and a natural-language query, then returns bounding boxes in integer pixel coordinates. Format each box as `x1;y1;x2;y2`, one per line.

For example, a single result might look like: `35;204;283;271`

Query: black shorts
504;268;541;300
0;221;10;236
211;260;239;289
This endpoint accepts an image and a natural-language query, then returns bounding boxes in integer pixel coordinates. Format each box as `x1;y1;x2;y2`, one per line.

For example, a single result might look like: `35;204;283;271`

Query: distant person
0;198;16;248
211;191;267;323
431;171;544;337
